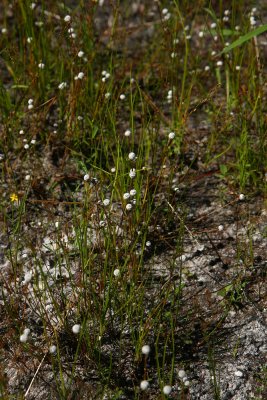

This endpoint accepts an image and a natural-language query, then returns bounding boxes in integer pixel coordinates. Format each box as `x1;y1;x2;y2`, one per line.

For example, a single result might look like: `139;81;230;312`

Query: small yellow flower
10;193;19;203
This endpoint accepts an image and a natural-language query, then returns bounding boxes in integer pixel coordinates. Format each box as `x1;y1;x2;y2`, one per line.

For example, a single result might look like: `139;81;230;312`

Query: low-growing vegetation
0;1;266;399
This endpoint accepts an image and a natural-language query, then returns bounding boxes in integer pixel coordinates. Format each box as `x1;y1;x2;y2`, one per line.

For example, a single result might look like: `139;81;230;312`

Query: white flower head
128;152;136;161
72;324;81;334
130;189;136;196
168;132;175;140
239;193;245;201
126;203;132;211
123;192;130;200
129;168;136;179
140;380;149;391
124;129;131;137
113;268;120;277
178;369;186;379
38;63;45;69
49;345;57;354
163;385;172;395
103;198;110;206
83;174;90;181
27;37;33;43
64;15;71;22
218;224;224;231
141;345;151;355
119;94;126;100
78;50;84;57
77;72;84;80
58;82;67;90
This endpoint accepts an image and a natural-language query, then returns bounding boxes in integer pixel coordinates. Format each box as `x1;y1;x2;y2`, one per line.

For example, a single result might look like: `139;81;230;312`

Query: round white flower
216;61;223;67
24;144;29;149
123;192;130;200
218;225;224;231
20;334;28;343
38;63;45;69
168;132;175;140
64;15;71;22
119;94;126;100
77;72;84;80
23;328;30;336
49;345;57;354
239;193;245;201
140;380;149;391
78;51;84;57
130;189;136;196
27;37;33;43
129;168;136;179
103;198;110;206
178;369;186;379
124;129;131;137
126;203;132;211
58;82;67;90
105;92;111;99
113;268;120;277
141;345;151;355
72;324;81;334
163;385;172;395
19;130;24;135
128;152;136;160
84;174;90;181
146;241;151;247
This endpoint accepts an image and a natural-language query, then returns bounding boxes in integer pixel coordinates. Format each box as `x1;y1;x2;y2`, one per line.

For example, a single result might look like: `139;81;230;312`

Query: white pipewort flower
31;139;36;144
128;152;136;161
204;65;210;71
27;37;33;43
162;8;168;15
178;369;186;379
250;16;256;26
168;132;175;140
1;28;7;34
38;62;45;69
64;15;71;22
28;98;33;105
163;385;172;395
113;268;120;277
163;13;171;21
23;328;30;336
146;241;151;247
210;22;217;29
78;50;84;57
77;115;83;120
140;380;149;391
223;16;229;22
218;225;224;231
19;130;24;135
111;167;116;173
103;198;110;206
130;189;136;196
72;324;81;334
236;65;241;71
105;92;111;99
126;203;132;211
31;2;36;10
49;345;57;354
99;220;106;228
184;380;190;386
123;192;130;200
129;168;136;179
119;94;126;100
124;129;131;137
24;144;29;149
68;27;74;33
216;60;223;67
83;174;90;181
141;345;151;355
171;52;177;58
25;174;31;181
239;193;245;201
58;82;67;90
77;71;84;80
198;31;204;38
20;334;28;343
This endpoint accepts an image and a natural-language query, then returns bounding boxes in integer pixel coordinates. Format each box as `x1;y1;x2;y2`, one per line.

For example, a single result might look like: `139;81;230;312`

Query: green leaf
221;24;267;54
